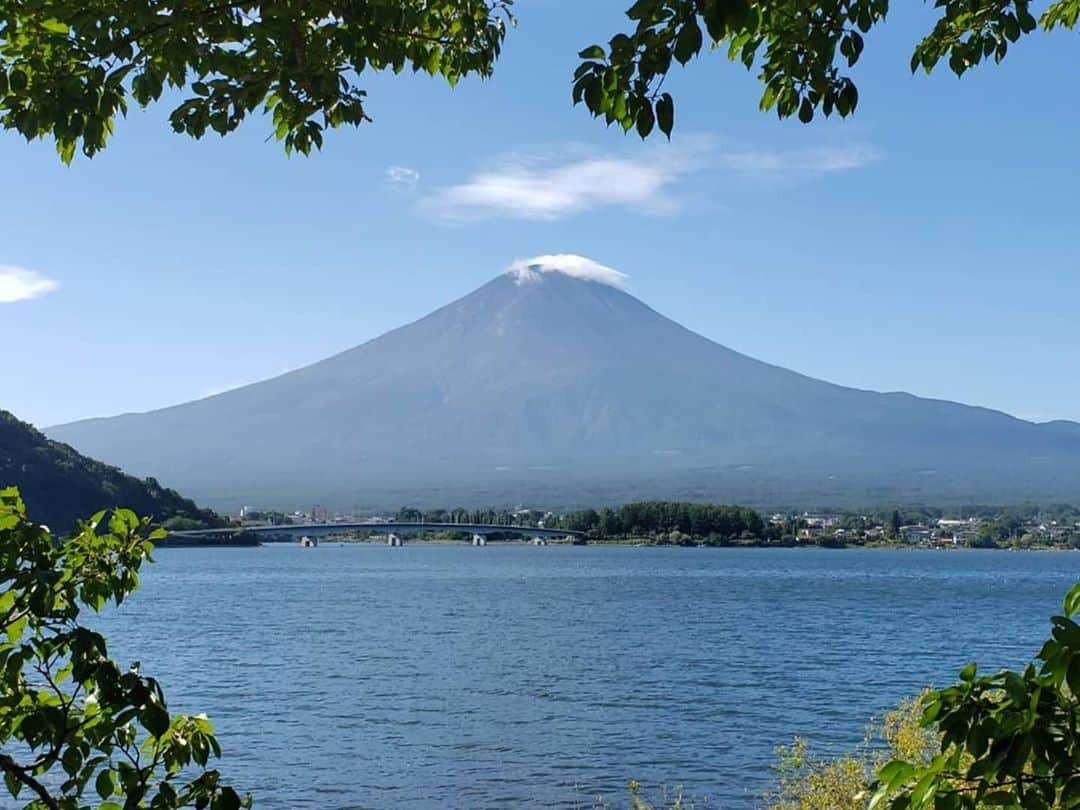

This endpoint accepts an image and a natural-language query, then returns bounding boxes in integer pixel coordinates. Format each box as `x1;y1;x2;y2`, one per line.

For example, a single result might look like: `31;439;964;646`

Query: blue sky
2;1;1078;428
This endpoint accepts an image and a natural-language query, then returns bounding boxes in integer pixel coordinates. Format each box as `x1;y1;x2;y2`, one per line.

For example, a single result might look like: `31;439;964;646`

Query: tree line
395;507;545;526
555;501;768;543
393;501;772;543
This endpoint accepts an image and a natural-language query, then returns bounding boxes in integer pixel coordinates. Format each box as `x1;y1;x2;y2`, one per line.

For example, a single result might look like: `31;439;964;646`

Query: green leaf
96;768;115;800
141;703;170;737
636;102;655;138
877;759;916;788
673;18;703;65
1063;581;1080;617
1067;654;1080;696
656;93;674;137
212;787;244;810
4;770;21;799
62;745;82;776
584;78;603;113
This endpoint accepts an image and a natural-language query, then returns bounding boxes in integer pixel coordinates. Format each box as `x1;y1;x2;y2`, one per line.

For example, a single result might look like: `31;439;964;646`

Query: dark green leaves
3;0;1076;156
0;489;250;809
8;70;27;93
575;0;1077;137
0;0;514;161
910;0;1071;79
870;579;1080;809
673;17;702;64
96;768;115;799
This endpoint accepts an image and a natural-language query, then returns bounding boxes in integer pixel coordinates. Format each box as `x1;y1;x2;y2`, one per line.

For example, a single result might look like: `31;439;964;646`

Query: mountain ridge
46;269;1080;509
0;409;224;531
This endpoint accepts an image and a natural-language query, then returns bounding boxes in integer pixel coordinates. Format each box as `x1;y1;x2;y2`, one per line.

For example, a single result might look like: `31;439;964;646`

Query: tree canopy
0;0;512;160
0;410;223;534
574;0;1079;137
0;0;1076;161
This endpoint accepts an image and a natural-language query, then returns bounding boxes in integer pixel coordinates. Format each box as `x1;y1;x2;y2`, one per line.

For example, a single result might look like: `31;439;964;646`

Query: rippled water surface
90;545;1079;809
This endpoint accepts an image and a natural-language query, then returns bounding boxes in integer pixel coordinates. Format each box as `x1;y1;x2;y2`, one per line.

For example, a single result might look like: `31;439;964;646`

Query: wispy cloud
425;149;694;222
0;266;59;303
386;165;420;191
424;136;879;222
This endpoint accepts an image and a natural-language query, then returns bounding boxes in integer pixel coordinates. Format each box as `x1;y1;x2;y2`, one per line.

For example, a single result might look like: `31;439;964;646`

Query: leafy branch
0;486;250;810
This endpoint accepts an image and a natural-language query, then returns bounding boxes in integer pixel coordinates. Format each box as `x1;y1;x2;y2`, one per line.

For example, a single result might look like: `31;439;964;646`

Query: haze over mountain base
47;264;1080;511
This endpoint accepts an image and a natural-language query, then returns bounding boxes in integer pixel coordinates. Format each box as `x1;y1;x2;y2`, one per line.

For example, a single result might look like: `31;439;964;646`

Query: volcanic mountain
47;261;1080;509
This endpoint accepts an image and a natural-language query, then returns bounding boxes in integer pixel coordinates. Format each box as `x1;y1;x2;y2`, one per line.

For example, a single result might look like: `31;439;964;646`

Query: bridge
169;522;583;545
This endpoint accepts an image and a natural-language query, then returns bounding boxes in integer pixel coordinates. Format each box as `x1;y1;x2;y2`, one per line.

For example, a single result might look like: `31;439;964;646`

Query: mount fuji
46;257;1080;509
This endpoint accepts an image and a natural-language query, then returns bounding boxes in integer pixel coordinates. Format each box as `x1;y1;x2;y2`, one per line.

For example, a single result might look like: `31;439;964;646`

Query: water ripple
83;546;1080;809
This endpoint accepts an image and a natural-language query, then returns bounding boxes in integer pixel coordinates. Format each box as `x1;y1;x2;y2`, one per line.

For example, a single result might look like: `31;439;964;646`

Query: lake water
89;545;1079;809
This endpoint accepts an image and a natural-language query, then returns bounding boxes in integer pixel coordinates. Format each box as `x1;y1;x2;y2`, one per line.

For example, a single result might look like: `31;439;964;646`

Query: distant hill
1;409;224;532
46;262;1080;510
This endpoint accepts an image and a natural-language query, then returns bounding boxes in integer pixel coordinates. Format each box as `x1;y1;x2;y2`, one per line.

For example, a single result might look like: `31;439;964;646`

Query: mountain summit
47;261;1080;508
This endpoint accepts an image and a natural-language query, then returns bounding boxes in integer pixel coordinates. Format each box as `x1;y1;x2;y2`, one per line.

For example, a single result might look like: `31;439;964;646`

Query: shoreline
242;537;1080;552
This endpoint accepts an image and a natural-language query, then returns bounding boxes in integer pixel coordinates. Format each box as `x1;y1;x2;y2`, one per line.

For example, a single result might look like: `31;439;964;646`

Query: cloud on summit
509;254;628;289
424;136;879;223
0;266;59;303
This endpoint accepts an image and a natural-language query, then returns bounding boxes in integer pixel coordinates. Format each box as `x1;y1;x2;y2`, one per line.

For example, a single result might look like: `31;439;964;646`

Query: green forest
0;410;223;532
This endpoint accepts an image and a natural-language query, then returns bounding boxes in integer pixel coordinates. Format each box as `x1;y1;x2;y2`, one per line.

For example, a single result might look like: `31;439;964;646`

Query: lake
90;545;1080;809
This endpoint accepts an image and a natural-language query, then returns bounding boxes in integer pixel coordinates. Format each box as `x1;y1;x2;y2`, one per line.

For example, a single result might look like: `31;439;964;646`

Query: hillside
1;409;224;531
46;262;1080;510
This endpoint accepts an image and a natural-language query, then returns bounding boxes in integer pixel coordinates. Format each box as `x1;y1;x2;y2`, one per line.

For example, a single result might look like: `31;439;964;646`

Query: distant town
229;502;1080;549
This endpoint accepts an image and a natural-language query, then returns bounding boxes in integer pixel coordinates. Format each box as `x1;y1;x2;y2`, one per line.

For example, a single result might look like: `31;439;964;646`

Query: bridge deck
172;522;582;540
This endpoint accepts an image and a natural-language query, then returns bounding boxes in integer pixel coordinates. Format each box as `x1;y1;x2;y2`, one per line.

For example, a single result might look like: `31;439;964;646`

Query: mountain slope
1;410;224;531
46;269;1080;508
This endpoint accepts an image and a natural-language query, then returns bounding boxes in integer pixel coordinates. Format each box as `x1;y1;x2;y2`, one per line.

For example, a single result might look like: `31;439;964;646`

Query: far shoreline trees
379;500;1080;549
558;500;768;544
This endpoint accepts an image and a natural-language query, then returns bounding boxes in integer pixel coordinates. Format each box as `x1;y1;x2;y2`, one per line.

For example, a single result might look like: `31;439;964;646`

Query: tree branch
0;755;60;810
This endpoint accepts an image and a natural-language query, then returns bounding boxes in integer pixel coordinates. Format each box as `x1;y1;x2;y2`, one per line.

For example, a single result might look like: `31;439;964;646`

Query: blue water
90;546;1079;809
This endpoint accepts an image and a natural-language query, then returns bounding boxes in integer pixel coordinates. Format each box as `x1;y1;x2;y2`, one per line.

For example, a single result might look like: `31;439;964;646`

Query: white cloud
427;155;685;222
509;254;628;289
425;136;878;222
386;165;420;190
0;266;59;303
